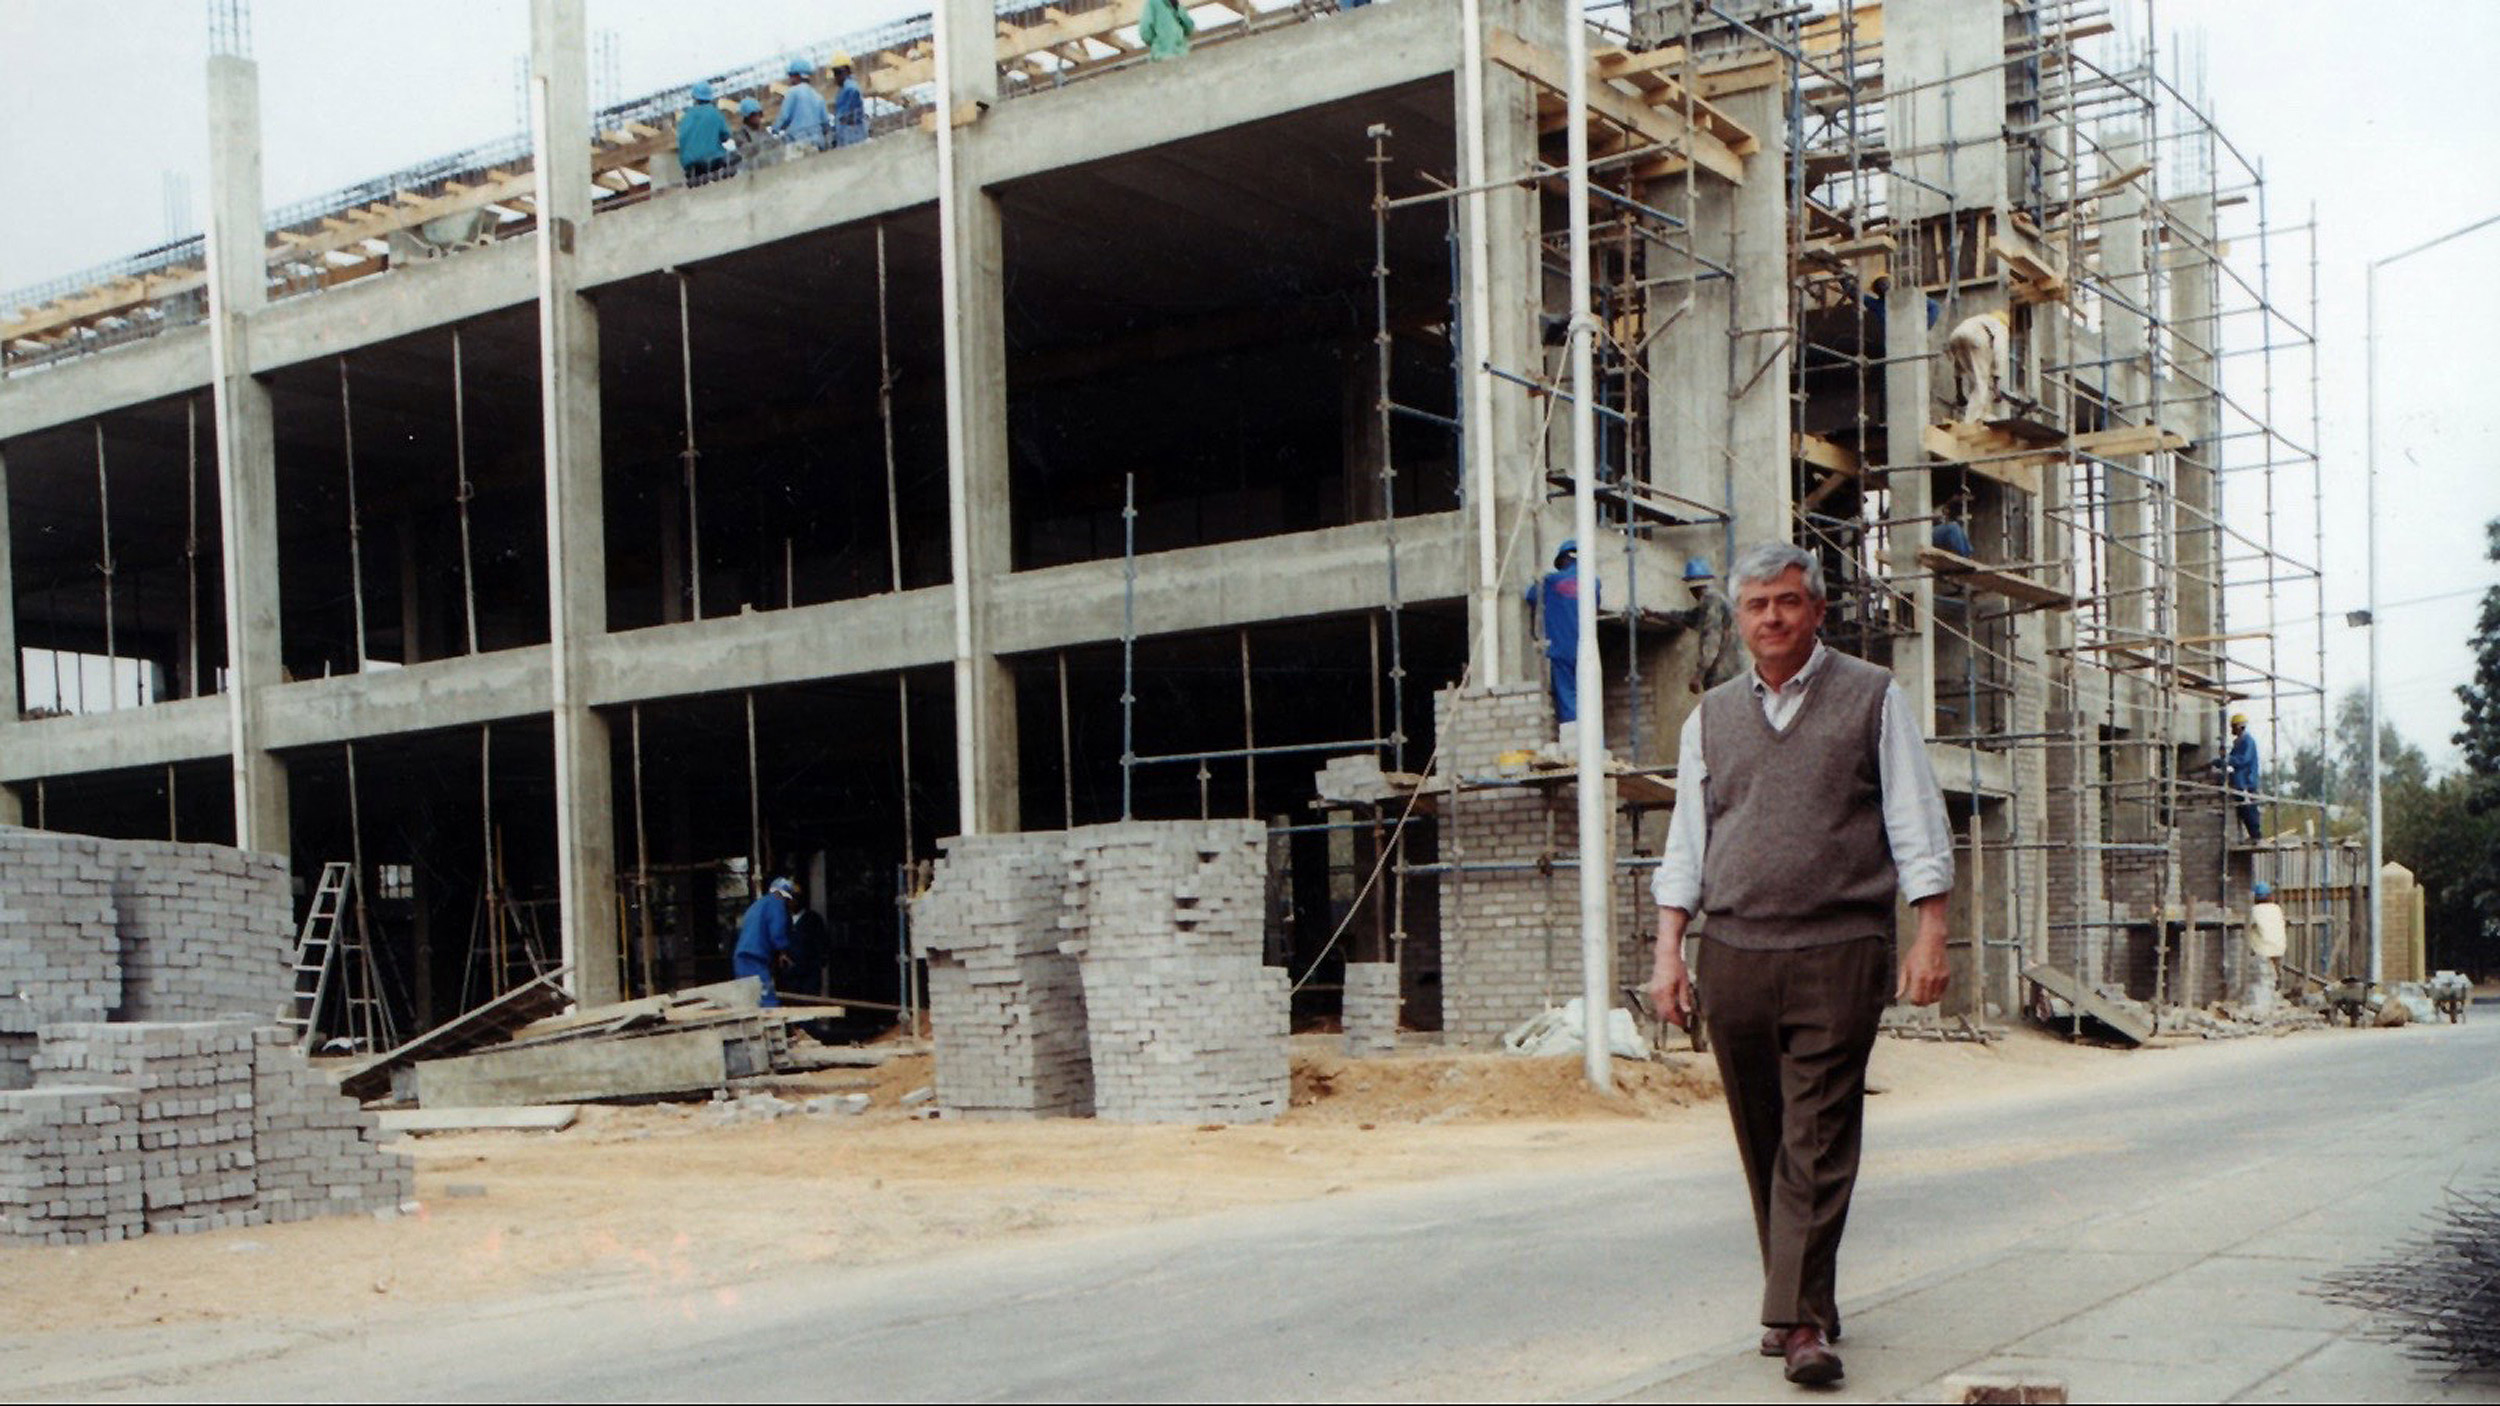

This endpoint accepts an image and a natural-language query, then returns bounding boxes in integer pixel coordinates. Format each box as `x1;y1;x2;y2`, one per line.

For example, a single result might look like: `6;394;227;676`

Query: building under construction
0;0;2348;1049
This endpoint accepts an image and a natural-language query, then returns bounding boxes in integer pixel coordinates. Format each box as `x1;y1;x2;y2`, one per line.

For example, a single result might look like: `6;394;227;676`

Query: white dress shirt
1652;641;1956;913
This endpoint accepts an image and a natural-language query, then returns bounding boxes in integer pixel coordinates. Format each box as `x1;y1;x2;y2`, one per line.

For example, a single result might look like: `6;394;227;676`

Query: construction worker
2219;713;2263;842
1142;0;1196;58
2247;879;2288;1007
1677;557;1744;694
830;53;868;147
772;58;833;151
1931;494;1978;558
1526;539;1598;745
677;81;733;186
732;877;801;1007
1942;307;2011;424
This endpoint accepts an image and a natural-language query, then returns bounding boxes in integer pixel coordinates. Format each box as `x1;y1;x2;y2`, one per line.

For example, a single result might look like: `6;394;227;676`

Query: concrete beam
0;696;233;783
260;650;556;752
988;514;1471;655
581;590;950;707
577;137;939;291
0;333;213;442
978;1;1457;186
247;236;537;374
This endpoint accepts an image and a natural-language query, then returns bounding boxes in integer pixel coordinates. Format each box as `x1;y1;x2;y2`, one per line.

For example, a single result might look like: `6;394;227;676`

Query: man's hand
1650;907;1697;1028
1895;896;1950;1007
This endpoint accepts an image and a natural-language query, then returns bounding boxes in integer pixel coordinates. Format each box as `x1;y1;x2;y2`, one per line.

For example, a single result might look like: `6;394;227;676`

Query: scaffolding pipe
1565;4;1610;1093
92;423;114;687
674;272;704;622
184;396;201;699
1458;0;1500;687
338;357;369;666
452;326;480;654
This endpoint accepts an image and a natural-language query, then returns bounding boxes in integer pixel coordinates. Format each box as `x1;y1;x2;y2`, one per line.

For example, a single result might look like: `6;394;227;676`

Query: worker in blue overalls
1526;539;1598;747
732;877;801;1006
830;53;868;148
2201;713;2263;842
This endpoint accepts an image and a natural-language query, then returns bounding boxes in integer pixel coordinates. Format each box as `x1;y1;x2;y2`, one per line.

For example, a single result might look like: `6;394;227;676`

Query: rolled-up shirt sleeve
1652;706;1708;912
1878;684;1956;903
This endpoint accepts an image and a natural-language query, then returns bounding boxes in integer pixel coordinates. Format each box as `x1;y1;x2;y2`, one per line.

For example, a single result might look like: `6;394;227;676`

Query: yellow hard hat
832;49;853;67
1989;307;2012;324
2230;712;2248;725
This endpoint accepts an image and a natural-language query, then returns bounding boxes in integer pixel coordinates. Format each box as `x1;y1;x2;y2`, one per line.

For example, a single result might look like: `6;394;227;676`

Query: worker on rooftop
1648;540;1955;1388
677;81;734;186
2202;713;2264;842
772;58;834;151
1942;307;2012;424
1526;539;1598;749
1675;557;1744;694
830;53;868;148
1142;0;1197;59
732;876;802;1007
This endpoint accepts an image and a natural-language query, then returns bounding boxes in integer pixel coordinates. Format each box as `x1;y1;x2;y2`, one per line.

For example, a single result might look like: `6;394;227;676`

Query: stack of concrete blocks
1060;821;1288;1124
1432;685;1621;1048
251;1026;412;1222
1340;961;1400;1055
109;840;292;1023
0;830;124;1091
31;1023;260;1235
0;1085;145;1245
911;832;1094;1119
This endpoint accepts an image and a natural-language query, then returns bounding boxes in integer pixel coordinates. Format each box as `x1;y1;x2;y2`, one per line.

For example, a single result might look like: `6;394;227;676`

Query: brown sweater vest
1698;651;1898;949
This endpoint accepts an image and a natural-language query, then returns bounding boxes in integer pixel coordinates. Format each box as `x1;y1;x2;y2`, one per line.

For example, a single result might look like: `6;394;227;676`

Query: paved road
19;1018;2500;1403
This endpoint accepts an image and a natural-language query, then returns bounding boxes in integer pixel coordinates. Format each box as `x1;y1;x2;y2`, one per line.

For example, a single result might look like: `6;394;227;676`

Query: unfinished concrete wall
1062;822;1287;1125
911;832;1093;1119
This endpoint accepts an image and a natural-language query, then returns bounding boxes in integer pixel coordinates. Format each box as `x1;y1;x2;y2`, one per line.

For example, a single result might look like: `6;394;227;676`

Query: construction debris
374;1105;580;1135
407;978;830;1109
2318;1179;2500;1375
338;967;574;1102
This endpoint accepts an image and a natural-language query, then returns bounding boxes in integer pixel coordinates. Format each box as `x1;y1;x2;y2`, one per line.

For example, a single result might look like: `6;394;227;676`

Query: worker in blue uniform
1932;494;1978;558
831;53;868;147
677;81;733;185
1526;539;1598;742
2201;713;2263;842
733;877;802;1006
772;58;833;151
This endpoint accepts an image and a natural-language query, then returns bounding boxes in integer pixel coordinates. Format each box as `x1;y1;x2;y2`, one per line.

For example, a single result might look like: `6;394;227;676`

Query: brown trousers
1696;933;1891;1333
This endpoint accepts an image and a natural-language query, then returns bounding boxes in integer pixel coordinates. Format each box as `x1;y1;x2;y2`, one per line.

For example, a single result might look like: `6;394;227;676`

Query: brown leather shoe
1760;1321;1841;1356
1780;1325;1844;1386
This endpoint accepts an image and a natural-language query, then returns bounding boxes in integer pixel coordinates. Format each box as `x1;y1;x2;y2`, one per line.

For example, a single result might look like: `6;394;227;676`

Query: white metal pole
2363;261;2381;986
1565;4;1610;1092
2361;212;2500;985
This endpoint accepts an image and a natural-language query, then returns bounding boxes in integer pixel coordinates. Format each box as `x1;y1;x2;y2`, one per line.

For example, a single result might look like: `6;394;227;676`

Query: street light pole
2362;211;2500;986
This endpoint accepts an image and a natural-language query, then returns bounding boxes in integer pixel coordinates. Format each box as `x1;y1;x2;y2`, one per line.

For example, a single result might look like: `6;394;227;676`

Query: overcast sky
3;0;2496;767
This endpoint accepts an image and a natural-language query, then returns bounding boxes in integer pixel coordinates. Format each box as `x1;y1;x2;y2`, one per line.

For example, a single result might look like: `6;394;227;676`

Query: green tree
2441;517;2500;970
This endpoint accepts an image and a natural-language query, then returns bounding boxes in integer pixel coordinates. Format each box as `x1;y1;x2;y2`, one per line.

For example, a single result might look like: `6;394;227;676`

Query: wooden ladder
279;862;353;1050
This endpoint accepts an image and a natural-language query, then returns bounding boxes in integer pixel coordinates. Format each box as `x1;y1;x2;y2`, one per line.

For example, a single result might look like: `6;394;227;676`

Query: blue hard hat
769;876;798;898
1556;538;1578;561
1683;557;1714;581
787;57;816;78
691;80;716;102
738;97;762;117
2252;880;2272;900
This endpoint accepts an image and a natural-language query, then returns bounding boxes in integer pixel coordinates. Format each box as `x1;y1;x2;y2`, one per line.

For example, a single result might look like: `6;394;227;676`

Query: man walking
1647;542;1954;1387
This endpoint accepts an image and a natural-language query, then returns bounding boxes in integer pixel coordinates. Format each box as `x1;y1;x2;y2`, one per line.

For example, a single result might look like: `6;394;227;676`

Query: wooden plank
1917;545;2074;610
1488;28;1749;186
2068;423;2188;458
338;967;574;1102
508;976;764;1042
1921;423;2050;495
1792;431;1861;477
2024;962;2153;1044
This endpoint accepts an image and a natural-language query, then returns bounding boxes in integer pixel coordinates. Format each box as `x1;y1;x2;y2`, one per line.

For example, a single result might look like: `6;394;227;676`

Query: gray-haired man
1647;542;1954;1387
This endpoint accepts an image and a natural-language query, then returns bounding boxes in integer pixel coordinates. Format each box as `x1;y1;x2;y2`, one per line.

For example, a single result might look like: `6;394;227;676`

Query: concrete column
937;0;1020;835
531;0;621;1003
1457;0;1544;686
2168;192;2222;681
1718;83;1791;551
205;53;290;855
2099;131;2149;640
0;441;19;826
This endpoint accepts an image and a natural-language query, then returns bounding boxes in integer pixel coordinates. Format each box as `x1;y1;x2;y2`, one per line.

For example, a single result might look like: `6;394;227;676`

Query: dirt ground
0;1024;2218;1337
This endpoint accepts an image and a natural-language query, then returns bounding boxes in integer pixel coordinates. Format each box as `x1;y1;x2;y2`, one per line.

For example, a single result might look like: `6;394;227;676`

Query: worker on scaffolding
1943;307;2011;424
1142;0;1197;59
677;81;734;186
1527;539;1598;748
772;58;833;151
1931;493;1978;559
2202;713;2264;843
732;876;802;1007
732;97;771;165
1673;557;1743;694
830;53;868;148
